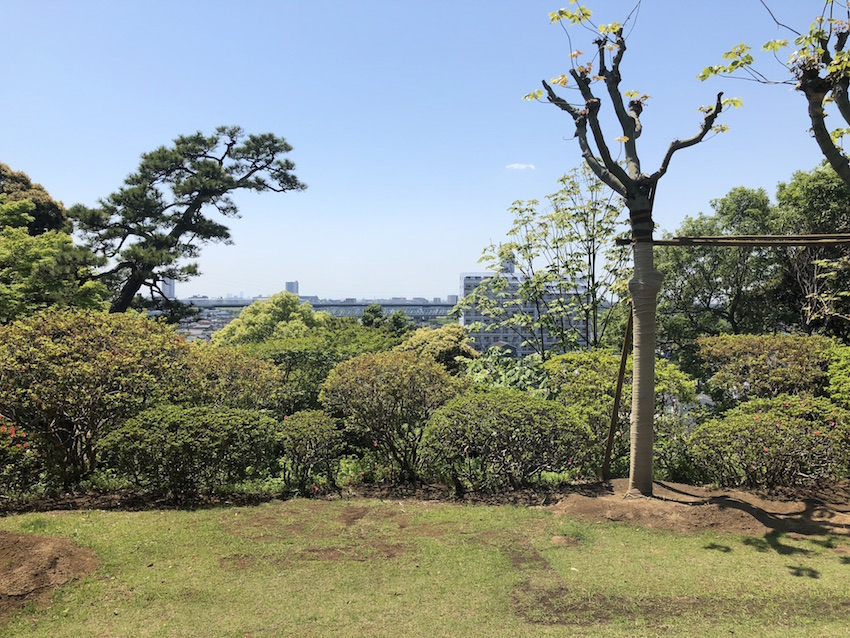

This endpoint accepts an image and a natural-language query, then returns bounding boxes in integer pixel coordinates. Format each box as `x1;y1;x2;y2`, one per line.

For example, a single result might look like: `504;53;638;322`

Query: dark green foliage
71;127;305;313
277;410;343;493
320;351;460;482
421;389;594;493
656;187;783;363
696;334;834;406
0;163;70;234
100;405;279;498
359;303;414;336
0;420;43;496
687;395;850;487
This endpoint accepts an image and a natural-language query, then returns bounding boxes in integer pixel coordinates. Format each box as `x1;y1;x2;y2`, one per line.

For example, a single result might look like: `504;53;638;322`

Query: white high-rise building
161;277;176;300
459;266;586;357
285;281;299;295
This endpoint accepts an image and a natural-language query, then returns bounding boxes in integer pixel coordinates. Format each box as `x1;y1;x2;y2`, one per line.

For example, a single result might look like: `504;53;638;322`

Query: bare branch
597;30;642;178
650;92;724;183
758;0;802;37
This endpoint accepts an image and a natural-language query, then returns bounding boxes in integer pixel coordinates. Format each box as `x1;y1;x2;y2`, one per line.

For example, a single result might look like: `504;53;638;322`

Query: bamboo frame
615;234;850;247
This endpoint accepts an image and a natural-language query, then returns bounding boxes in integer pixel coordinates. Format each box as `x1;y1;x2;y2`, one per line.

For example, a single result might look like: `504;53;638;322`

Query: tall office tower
161;277;176;299
285;281;299;295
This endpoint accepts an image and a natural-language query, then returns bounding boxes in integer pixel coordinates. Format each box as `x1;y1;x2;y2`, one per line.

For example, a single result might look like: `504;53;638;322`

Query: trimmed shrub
0;309;190;486
687;395;850;487
277;410;343;492
177;343;286;413
320;351;460;482
827;344;850;410
696;334;834;405
0;419;43;496
100;405;279;498
421;388;595;493
544;351;696;478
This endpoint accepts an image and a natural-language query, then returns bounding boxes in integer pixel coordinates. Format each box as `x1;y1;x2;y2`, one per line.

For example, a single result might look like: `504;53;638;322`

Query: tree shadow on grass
654;481;850;539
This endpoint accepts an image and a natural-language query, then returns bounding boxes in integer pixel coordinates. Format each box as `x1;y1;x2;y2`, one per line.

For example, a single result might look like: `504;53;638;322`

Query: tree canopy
0;163;69;235
72;126;305;313
0;196;108;322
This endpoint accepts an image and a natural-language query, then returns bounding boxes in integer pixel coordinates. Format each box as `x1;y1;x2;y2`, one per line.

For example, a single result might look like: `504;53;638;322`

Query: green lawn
1;497;848;637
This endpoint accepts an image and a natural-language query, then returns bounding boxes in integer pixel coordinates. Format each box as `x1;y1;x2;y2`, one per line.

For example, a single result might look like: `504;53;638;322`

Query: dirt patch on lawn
0;531;98;621
547;479;850;537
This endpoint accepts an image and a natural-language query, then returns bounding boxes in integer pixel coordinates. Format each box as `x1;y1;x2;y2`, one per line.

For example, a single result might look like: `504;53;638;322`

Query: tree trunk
627;240;663;496
110;270;148;313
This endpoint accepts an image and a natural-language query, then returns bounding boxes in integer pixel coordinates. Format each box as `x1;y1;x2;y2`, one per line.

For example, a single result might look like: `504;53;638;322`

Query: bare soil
0;479;848;623
547;478;850;537
0;531;97;621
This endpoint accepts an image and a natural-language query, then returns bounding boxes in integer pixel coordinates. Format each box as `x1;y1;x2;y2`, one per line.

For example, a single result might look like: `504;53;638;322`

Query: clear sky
2;1;833;300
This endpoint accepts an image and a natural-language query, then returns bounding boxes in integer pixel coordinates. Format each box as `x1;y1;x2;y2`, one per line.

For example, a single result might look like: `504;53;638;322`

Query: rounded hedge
100;405;279;498
421;388;595;493
687;395;850;487
277;410;343;492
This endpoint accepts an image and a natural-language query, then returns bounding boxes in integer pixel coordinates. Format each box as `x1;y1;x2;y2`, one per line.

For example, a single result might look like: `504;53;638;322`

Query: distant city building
459;267;585;357
285;281;299;295
446;295;459;305
161;277;176;299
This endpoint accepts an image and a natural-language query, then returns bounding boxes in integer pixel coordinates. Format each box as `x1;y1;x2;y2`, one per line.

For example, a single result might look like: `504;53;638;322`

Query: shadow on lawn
654;480;850;539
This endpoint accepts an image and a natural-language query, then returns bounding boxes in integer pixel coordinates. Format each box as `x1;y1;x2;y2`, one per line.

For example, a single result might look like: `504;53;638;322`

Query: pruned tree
72;126;305;313
528;4;733;495
700;2;850;187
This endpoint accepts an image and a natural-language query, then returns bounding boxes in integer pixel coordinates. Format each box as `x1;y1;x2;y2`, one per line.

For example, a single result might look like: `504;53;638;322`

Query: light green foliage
72;126;305;313
221;298;400;413
422;388;595;493
696;333;835;406
459;348;549;394
459;167;628;358
0;309;190;485
100;405;279;499
826;343;850;409
320;351;460;482
0;197;108;322
688;395;850;487
545;350;696;477
277;410;343;492
176;343;287;413
212;292;326;345
395;323;478;374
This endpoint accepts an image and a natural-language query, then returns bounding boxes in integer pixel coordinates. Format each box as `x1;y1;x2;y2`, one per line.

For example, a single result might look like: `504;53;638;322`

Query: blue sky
2;1;833;300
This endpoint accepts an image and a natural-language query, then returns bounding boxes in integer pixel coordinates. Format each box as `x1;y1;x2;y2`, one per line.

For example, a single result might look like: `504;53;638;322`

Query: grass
1;497;849;637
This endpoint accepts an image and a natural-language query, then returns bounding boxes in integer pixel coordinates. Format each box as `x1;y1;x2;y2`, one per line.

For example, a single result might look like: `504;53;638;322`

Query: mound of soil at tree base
547;478;850;537
0;531;98;621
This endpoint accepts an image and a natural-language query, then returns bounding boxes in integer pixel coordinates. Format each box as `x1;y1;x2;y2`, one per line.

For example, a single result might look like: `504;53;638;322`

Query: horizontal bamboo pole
615;234;850;247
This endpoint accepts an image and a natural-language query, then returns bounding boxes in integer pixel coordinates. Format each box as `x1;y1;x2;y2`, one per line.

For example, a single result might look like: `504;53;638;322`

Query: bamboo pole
616;234;850;247
600;303;633;482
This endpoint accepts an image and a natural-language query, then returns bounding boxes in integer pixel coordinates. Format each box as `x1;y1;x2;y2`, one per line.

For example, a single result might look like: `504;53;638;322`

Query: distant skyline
2;1;830;299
